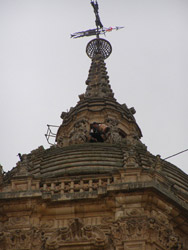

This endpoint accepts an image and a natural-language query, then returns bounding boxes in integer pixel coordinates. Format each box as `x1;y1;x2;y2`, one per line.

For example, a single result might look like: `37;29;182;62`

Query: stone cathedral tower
0;4;188;249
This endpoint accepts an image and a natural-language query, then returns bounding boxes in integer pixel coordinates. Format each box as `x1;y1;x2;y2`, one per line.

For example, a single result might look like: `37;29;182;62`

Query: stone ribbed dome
3;141;188;207
31;143;124;178
2;44;188;208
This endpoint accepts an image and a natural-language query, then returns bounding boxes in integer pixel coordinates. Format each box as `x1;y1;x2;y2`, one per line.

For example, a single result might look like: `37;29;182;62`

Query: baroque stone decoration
85;53;114;98
69;119;89;145
0;204;186;250
45;218;108;249
1;7;188;250
55;47;143;148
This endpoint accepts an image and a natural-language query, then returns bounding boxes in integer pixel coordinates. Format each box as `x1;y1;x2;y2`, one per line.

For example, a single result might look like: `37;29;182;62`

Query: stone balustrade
40;177;114;194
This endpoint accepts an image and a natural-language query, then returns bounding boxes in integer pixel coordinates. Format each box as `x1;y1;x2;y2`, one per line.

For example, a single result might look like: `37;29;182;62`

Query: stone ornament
69;119;89;145
0;210;184;250
105;118;123;143
85;53;114;99
46;218;108;249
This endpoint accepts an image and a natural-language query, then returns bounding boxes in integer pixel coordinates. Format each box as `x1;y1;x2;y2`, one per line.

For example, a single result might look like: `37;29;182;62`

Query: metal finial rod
91;0;103;31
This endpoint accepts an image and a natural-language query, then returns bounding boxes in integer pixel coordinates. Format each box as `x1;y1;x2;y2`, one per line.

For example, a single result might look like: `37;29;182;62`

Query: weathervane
71;1;124;59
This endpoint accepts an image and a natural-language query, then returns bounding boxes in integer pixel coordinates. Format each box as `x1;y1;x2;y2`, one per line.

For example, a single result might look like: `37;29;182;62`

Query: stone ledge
0;180;188;213
0;190;42;199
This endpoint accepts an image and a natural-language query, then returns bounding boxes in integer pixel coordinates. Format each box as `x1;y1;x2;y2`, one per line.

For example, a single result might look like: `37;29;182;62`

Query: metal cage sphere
86;38;112;59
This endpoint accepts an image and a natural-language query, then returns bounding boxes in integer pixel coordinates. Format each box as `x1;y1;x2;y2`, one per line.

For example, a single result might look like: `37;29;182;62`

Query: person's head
91;122;99;129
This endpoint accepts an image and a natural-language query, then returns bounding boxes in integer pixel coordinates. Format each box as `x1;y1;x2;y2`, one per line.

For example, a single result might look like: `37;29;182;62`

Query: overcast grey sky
0;0;188;174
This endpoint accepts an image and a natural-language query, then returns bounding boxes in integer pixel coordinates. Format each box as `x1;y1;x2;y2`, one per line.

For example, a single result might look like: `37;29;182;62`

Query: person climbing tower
89;122;109;142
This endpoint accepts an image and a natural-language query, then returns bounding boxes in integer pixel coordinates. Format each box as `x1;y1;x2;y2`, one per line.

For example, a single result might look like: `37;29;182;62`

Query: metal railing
45;124;59;145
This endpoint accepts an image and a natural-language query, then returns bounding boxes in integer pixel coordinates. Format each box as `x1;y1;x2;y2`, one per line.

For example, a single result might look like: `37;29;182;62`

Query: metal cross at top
71;1;123;39
71;1;124;60
91;0;103;35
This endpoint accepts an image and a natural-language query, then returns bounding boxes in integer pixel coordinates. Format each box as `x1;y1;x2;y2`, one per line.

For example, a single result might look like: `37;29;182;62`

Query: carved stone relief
0;228;44;250
40;219;55;229
5;230;31;250
0;213;184;250
4;216;30;229
105;118;122;143
57;119;89;147
123;149;139;168
57;115;142;147
45;218;108;249
108;213;183;250
69;119;89;145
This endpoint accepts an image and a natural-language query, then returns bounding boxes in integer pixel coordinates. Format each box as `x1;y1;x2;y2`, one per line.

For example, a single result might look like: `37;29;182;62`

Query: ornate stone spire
55;38;143;147
56;18;142;147
84;37;114;99
85;53;114;98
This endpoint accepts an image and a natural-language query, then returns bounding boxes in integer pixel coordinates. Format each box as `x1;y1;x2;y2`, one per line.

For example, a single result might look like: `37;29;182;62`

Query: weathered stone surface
0;187;187;250
1;35;188;250
56;97;142;147
56;53;142;148
85;53;114;99
1;140;188;249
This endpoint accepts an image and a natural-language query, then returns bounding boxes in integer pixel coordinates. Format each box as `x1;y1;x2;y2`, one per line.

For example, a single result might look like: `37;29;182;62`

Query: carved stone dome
1;39;188;250
56;53;142;148
2;47;188;206
2;139;188;218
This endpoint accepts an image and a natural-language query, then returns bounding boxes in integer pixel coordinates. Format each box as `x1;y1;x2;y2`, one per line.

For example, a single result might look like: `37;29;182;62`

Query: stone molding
1;168;188;211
